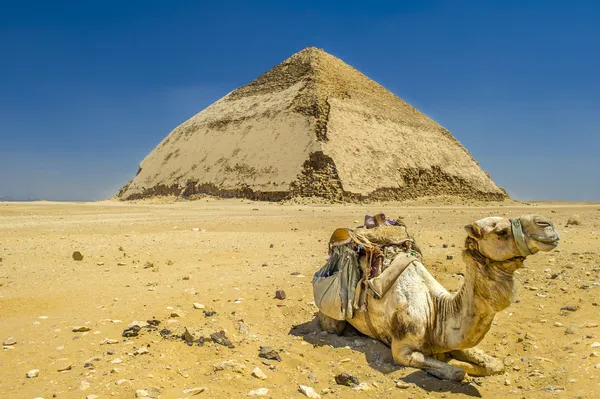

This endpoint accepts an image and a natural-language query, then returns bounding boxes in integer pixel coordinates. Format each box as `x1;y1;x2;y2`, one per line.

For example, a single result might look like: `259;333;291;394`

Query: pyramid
117;47;508;202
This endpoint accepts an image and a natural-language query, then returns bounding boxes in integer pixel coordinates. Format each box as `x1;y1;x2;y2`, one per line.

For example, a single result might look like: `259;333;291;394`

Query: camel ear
464;224;482;239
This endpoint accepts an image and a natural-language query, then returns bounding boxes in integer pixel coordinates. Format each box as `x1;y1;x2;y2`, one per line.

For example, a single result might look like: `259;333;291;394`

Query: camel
318;214;560;381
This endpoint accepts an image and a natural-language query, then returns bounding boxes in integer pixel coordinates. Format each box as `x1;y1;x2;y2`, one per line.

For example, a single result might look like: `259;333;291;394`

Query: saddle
313;213;422;321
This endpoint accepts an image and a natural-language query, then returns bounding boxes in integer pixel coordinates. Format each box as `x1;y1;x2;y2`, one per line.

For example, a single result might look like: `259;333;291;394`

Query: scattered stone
193;303;205;309
117;262;126;266
352;382;370;391
80;380;90;390
237;321;250;334
203;310;217;317
396;381;411;389
335;372;359;387
561;305;579;312
86;395;99;399
183;387;206;395
595;363;600;369
442;244;448;248
128;320;149;329
554;322;564;327
248;388;269;396
135;390;150;398
159;329;171;337
26;369;39;378
100;338;119;345
140;320;156;328
299;385;321;398
213;360;246;373
543;385;562;392
72;251;84;261
565;326;578;335
116;379;129;385
592;342;600;348
182;328;195;346
566;215;581;226
258;346;282;362
72;326;91;332
275;289;286;300
170;310;185;318
525;332;537;340
135;347;149;355
57;363;72;372
3;338;16;346
210;330;234;348
122;325;141;338
446;255;453;260
252;367;267;380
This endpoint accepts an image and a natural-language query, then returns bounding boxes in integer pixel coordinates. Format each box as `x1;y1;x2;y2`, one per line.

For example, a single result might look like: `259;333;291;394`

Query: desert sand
1;199;599;398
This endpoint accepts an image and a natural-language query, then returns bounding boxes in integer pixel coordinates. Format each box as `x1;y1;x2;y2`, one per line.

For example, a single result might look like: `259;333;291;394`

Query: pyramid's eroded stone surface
118;47;508;202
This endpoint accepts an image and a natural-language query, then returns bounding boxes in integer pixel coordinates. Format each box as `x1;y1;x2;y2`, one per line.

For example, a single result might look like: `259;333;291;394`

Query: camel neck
456;252;519;312
436;250;521;350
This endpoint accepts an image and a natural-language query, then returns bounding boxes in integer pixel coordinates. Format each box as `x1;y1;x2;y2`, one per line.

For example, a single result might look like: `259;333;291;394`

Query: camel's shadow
289;316;482;398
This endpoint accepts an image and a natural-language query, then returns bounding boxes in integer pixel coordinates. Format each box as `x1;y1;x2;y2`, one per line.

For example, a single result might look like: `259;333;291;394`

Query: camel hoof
317;311;346;335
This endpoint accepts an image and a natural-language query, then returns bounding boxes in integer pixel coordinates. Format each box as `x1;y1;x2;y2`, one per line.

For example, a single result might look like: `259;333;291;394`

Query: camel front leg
392;341;466;382
449;348;504;376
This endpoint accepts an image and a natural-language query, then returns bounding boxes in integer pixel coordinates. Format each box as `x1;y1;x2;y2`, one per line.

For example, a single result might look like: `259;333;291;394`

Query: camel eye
496;228;509;236
536;221;551;227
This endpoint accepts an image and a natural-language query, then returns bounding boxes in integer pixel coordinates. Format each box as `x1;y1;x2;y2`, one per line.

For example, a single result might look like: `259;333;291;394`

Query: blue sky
0;0;598;201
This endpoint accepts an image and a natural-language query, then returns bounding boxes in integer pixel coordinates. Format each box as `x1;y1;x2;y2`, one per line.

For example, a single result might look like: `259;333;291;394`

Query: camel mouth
532;236;560;246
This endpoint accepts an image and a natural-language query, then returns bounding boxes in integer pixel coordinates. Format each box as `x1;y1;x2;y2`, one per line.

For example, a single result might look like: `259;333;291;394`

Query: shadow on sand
289;316;482;398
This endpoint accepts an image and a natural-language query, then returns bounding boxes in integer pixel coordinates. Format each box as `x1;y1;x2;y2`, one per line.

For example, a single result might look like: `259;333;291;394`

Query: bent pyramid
118;47;507;202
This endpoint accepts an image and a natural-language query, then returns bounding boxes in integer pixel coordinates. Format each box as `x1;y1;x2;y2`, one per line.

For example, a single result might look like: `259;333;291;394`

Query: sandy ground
1;199;599;399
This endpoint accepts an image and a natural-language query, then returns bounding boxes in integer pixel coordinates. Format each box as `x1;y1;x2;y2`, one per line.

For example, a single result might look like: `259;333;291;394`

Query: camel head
464;214;560;262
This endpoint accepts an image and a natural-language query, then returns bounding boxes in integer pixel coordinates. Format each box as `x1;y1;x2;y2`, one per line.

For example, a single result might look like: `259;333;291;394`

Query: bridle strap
511;218;532;256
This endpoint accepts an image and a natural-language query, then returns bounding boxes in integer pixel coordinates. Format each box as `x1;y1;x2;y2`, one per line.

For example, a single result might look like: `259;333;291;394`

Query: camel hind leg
448;348;504;376
317;311;346;335
392;340;466;382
